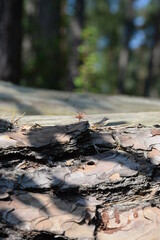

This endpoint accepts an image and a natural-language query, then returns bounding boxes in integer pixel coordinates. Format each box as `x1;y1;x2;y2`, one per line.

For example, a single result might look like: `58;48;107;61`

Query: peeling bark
0;118;160;239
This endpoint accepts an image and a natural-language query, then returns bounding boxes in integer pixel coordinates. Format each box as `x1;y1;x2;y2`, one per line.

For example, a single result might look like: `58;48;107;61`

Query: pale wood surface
1;112;160;130
1;80;160;115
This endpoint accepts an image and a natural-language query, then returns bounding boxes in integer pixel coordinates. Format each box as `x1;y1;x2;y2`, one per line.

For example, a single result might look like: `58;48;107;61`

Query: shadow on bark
0;118;160;239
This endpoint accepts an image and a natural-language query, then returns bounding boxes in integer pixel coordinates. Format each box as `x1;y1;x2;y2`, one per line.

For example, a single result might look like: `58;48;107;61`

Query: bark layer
0;118;160;239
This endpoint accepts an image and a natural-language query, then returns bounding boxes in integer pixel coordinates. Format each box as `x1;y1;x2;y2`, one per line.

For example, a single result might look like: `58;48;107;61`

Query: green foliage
21;0;160;96
74;27;101;92
74;0;121;93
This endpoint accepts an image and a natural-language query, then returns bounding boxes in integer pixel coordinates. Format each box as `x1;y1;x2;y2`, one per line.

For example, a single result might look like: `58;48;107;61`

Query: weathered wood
1;80;160;115
0;115;160;239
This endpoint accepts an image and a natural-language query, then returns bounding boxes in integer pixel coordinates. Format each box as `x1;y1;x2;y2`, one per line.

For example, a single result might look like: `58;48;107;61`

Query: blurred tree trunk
144;7;160;97
0;0;22;84
67;0;85;91
37;0;67;90
118;0;134;94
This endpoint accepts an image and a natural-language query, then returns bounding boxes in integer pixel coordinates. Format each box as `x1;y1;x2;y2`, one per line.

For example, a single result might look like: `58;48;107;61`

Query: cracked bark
0;117;160;240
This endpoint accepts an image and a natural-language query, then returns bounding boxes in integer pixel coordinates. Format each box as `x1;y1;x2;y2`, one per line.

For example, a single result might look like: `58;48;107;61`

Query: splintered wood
0;118;160;239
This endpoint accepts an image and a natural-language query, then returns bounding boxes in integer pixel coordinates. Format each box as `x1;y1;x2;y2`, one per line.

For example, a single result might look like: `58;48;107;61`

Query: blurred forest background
0;0;160;97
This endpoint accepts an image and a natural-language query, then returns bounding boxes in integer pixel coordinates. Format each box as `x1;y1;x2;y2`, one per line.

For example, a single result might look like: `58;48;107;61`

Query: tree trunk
67;0;85;91
0;0;22;84
144;7;160;97
118;0;134;94
0;116;160;239
36;0;67;90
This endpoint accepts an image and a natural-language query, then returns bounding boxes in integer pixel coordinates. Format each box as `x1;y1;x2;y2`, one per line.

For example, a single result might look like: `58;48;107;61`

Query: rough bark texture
0;116;160;239
0;0;22;84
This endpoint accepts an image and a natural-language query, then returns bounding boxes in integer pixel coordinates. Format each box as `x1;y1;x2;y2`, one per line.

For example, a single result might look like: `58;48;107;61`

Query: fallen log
0;114;160;240
1;80;160;115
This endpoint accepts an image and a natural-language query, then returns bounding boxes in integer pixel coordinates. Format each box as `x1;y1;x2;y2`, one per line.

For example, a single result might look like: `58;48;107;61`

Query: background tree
118;0;135;94
67;0;85;91
1;0;160;97
0;0;23;84
144;1;160;96
37;0;67;89
23;0;67;90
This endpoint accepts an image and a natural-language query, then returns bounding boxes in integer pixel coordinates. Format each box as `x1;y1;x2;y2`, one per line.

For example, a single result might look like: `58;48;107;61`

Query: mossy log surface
0;113;160;240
